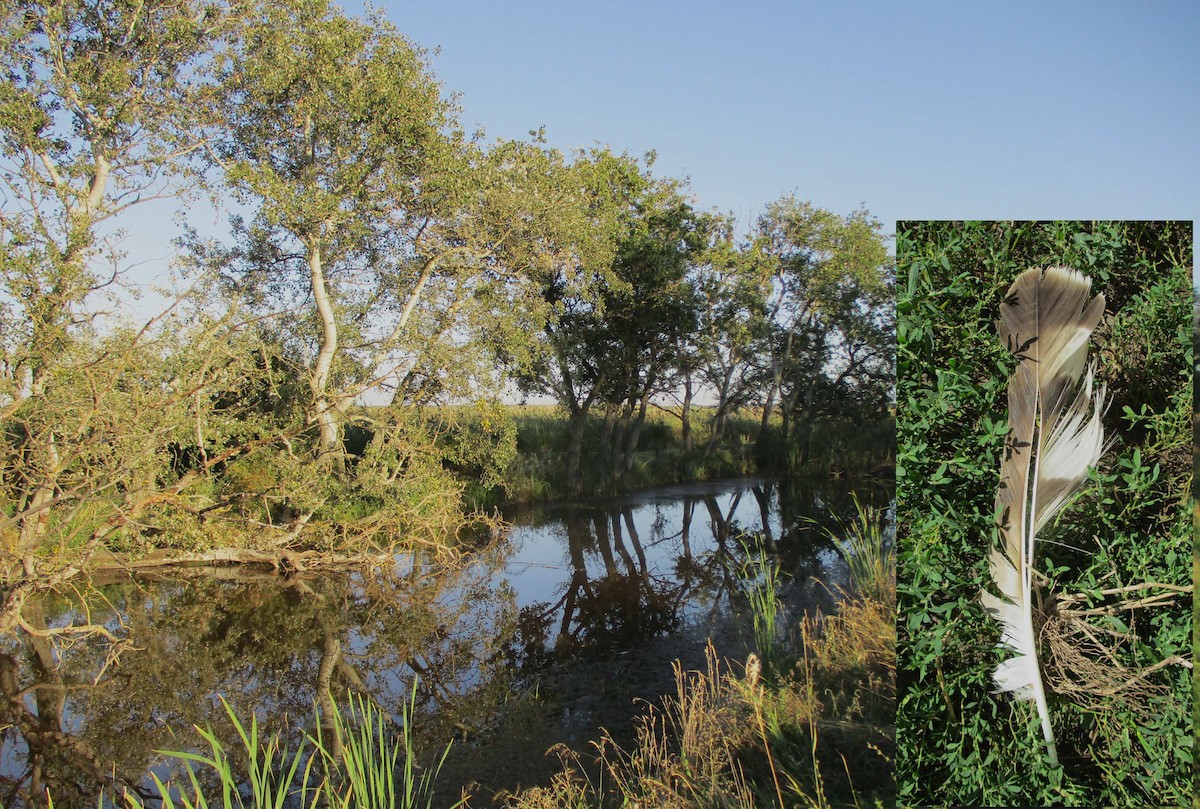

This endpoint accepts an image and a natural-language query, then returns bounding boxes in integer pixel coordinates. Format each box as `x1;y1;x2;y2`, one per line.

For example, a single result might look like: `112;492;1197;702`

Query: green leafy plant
895;221;1192;806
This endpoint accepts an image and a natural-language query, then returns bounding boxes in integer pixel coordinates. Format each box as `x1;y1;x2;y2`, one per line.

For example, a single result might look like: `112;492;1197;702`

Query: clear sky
348;1;1198;231
121;1;1199;299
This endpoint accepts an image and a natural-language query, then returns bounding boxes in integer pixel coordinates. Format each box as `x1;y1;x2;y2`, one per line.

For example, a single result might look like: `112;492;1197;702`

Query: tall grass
130;678;458;809
737;535;783;672
782;416;895;478
142;700;312;809
827;495;894;605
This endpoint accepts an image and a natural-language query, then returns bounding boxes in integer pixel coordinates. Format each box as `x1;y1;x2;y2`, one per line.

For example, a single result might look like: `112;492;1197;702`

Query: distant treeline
423;404;894;506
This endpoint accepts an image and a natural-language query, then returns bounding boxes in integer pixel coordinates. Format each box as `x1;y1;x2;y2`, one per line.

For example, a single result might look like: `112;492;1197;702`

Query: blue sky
122;1;1198;298
350;1;1198;235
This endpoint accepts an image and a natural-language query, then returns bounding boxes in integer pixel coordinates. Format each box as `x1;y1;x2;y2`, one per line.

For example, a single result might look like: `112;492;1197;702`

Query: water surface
0;475;891;806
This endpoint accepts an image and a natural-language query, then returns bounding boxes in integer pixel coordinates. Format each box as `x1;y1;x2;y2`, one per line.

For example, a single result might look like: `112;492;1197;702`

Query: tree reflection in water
0;476;892;807
0;559;518;808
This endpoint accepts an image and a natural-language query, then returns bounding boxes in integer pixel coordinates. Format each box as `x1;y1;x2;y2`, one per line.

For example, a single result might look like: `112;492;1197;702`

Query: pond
0;475;893;807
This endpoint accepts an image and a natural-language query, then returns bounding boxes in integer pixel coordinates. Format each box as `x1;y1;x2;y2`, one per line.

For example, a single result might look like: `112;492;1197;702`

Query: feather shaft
981;266;1105;767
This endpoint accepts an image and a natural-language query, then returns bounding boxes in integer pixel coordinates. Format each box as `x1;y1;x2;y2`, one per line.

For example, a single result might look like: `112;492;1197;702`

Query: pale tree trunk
307;239;341;460
757;382;777;445
680;370;694;455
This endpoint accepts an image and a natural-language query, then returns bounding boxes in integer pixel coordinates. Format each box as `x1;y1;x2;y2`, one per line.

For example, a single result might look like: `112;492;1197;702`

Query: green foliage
137;682;459;809
737;536;783;673
0;0;234;587
895;220;1192;806
431;400;520;506
783;415;896;477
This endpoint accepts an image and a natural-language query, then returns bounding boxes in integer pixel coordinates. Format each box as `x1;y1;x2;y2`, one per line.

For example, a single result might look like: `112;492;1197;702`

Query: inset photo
894;221;1193;806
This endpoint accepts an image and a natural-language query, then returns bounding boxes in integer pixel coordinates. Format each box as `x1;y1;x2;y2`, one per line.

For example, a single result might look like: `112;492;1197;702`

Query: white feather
980;266;1106;767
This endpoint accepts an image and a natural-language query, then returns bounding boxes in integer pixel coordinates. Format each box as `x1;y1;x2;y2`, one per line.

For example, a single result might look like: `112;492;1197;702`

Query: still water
0;475;892;806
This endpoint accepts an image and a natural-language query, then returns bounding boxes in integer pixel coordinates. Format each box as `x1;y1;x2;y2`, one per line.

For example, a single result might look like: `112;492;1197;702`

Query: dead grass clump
501;580;897;809
802;587;897;721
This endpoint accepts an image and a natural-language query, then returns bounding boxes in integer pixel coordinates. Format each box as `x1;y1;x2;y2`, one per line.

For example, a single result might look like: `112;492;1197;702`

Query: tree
690;217;773;459
753;198;890;450
596;182;706;482
204;0;468;463
512;147;648;495
513;150;706;493
0;0;238;609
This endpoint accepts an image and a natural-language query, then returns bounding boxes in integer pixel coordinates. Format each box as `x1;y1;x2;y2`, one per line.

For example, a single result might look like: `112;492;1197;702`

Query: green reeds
312;680;456;809
142;699;311;809
737;534;783;672
136;677;457;809
829;495;893;604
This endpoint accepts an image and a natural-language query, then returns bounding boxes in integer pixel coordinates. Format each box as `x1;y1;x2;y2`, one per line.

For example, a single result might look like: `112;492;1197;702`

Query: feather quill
980;266;1106;767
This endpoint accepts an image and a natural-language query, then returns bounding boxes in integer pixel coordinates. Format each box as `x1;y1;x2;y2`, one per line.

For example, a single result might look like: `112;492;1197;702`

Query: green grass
127;678;459;809
895;220;1192;806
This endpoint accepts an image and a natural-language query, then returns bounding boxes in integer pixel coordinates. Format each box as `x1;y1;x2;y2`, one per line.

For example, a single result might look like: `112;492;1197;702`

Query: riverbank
128;490;895;809
460;404;895;507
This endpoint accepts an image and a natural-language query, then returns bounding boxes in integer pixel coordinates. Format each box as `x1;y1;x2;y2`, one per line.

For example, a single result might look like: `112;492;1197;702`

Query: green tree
596;182;708;483
691;218;773;459
513;150;708;494
512;147;649;495
753;198;890;453
0;0;242;609
204;0;467;462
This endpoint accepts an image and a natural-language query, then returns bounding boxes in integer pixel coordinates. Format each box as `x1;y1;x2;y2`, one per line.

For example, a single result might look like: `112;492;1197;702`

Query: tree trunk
566;410;588;496
316;624;344;759
680;372;694;456
610;398;636;484
621;392;652;475
307;239;341;460
756;382;777;449
752;484;777;551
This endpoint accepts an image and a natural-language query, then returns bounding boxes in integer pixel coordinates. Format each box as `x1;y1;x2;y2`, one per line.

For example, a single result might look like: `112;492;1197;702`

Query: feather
980;266;1106;766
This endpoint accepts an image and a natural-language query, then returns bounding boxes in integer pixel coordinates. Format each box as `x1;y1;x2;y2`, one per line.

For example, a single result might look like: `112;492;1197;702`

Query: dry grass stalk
1040;582;1193;714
